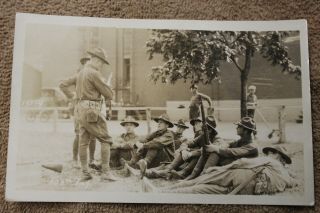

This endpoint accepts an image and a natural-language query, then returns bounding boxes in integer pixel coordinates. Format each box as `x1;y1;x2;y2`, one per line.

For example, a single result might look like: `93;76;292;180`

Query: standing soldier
112;116;140;169
189;84;213;120
247;85;258;119
74;47;117;182
59;56;97;169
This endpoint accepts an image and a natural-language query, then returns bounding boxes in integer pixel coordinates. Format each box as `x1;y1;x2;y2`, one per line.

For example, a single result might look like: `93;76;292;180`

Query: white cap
248;85;256;90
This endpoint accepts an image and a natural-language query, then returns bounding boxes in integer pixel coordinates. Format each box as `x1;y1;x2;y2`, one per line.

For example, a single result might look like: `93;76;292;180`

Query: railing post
146;108;151;135
278;105;286;143
53;108;58;133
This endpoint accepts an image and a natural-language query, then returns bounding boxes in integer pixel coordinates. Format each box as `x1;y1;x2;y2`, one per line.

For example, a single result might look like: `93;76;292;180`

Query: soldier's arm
199;93;212;107
217;144;258;158
58;75;77;99
90;71;113;100
144;131;174;147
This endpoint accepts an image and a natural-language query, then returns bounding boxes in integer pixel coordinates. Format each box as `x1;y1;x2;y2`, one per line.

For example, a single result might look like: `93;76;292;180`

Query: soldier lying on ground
143;145;298;195
59;56;97;169
145;116;219;180
125;114;175;178
184;116;259;180
111;116;140;169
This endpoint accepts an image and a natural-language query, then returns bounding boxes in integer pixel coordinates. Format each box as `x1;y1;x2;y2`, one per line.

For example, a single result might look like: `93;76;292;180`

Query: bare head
248;85;256;95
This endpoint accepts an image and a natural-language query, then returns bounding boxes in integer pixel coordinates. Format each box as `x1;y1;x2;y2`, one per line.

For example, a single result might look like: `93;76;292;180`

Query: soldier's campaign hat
205;116;218;135
154;114;174;128
262;145;292;164
234;117;257;133
174;119;189;129
87;47;110;65
80;56;90;65
190;84;198;89
190;117;202;126
120;116;139;127
248;85;256;90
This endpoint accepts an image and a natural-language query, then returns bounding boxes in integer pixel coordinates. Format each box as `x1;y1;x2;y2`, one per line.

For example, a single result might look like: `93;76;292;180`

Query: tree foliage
146;30;301;84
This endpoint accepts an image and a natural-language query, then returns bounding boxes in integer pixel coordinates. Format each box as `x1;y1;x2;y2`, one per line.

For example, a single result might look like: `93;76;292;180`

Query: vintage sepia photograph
5;13;314;205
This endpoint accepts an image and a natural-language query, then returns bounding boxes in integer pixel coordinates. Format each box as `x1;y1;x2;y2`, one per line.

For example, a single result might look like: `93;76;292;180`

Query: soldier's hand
135;142;144;152
205;144;219;153
181;150;192;161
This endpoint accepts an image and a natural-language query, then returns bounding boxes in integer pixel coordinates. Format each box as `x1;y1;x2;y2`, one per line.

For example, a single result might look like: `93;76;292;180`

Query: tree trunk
241;35;253;118
240;72;248;118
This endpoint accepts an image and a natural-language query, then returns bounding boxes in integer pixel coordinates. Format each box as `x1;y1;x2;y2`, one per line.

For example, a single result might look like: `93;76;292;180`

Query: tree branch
230;56;243;72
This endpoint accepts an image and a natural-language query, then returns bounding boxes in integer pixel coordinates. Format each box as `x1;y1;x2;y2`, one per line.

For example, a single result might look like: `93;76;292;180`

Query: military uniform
189;92;212;120
159;147;296;195
59;73;96;164
130;128;175;166
111;132;139;167
247;93;258;118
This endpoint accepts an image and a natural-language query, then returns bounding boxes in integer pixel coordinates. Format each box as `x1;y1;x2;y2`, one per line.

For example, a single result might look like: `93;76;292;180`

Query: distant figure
247;85;258;118
189;84;213;120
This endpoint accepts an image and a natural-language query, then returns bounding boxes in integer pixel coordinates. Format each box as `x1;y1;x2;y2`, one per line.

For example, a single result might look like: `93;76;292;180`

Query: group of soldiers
59;47;297;195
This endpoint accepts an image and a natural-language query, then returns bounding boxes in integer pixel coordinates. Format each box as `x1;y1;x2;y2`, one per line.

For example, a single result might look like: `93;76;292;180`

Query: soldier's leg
201;152;220;175
78;127;92;181
89;137;96;163
73;135;79;161
185;154;208;180
171;157;199;179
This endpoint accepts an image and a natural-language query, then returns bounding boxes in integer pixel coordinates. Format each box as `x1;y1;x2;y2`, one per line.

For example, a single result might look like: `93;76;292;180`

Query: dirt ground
14;119;305;195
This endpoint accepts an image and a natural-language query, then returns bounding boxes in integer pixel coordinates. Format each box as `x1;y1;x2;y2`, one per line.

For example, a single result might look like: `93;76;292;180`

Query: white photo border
5;13;314;206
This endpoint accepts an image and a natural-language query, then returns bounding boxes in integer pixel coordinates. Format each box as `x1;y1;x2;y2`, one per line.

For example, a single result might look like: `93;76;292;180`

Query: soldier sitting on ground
172;119;189;151
184;117;259;180
144;145;298;195
126;114;175;178
111;116;140;169
145;116;219;180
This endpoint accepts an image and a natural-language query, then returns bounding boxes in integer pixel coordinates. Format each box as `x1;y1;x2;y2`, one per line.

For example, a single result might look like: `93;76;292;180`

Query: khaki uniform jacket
141;129;175;159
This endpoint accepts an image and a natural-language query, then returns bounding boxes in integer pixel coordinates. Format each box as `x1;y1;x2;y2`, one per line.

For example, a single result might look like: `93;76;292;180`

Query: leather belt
78;100;102;110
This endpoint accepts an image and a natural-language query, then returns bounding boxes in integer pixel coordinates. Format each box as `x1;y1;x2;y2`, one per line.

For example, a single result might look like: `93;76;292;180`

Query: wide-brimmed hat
205;116;218;135
234;117;257;132
80;56;90;65
174;119;189;129
190;117;202;126
87;47;110;65
262;145;292;164
120;116;139;127
154;114;174;128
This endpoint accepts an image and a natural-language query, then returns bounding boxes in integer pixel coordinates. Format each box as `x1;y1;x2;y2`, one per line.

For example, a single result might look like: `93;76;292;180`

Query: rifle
199;96;210;152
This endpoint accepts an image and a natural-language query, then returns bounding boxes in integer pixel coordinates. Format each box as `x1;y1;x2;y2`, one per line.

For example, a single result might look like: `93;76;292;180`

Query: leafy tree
146;30;301;117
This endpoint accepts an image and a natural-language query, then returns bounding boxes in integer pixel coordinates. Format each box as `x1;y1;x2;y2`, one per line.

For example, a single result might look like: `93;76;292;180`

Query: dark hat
262;145;292;164
120;116;139;127
80;56;90;65
205;116;218;135
174;119;189;129
190;84;198;89
234;117;257;132
190;117;202;126
154;114;174;128
87;47;110;65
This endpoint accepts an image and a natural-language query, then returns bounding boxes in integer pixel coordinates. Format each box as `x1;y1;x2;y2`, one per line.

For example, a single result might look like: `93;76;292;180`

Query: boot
137;159;147;179
80;170;92;182
184;168;201;180
71;160;80;169
101;165;119;181
89;160;101;171
170;170;187;180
